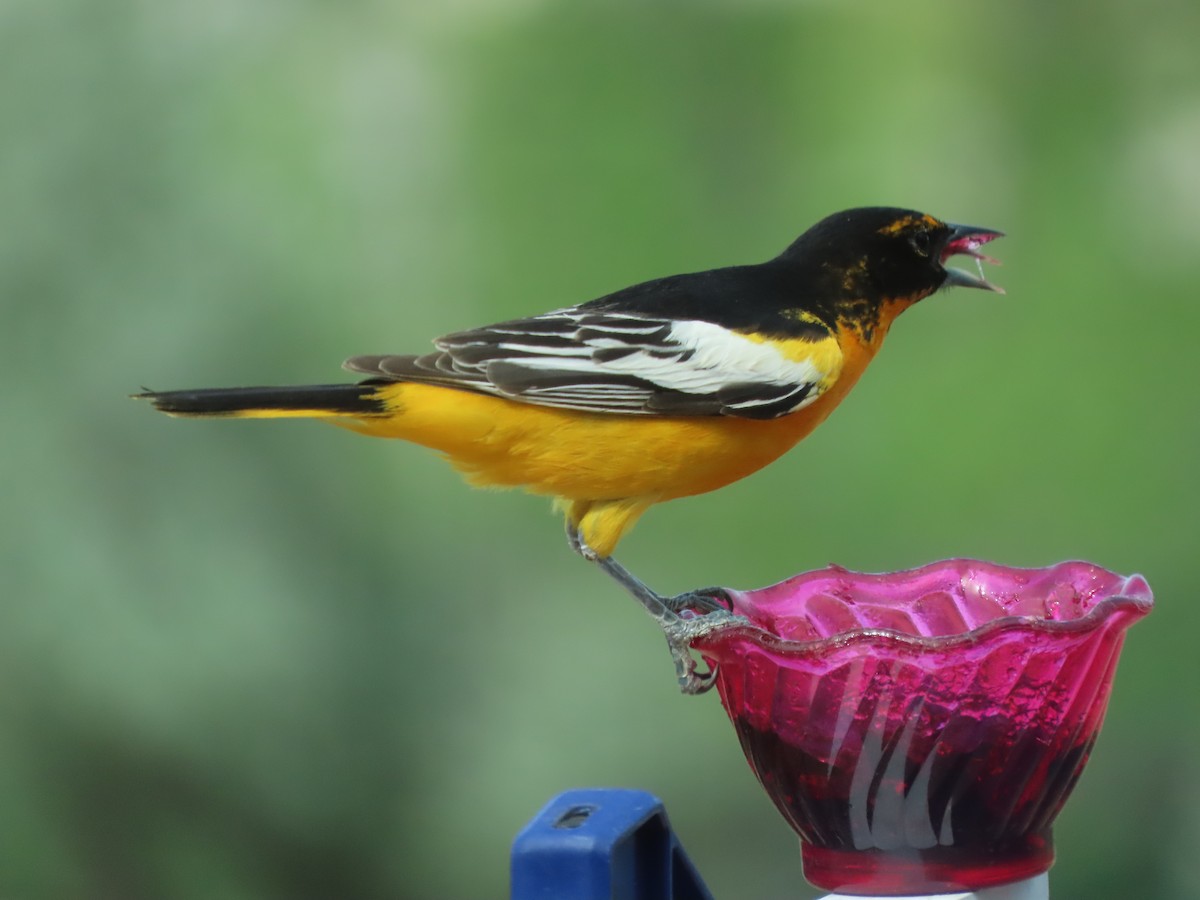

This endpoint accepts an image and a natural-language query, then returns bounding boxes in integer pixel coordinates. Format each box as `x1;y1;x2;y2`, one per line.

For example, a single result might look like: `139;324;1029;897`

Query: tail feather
135;383;387;419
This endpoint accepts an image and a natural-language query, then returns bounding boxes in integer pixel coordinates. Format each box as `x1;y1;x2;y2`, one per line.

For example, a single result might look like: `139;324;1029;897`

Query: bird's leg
565;524;730;616
564;524;745;695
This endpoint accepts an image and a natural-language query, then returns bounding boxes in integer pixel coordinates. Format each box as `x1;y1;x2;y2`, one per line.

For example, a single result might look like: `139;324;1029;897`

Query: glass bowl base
801;832;1053;895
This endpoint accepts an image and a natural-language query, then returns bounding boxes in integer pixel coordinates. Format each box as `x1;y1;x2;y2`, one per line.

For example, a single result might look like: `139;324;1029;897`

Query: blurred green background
4;1;1199;897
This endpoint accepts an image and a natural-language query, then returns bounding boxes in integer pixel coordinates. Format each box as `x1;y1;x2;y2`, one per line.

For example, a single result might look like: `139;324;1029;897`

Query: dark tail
134;383;387;419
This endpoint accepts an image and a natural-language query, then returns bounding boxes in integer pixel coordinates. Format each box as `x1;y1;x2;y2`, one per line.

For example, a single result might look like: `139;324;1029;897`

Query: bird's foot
566;527;747;694
665;586;733;616
663;608;749;695
569;525;722;623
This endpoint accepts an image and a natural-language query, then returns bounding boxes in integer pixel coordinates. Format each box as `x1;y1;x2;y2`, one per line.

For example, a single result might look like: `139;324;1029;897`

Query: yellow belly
343;384;810;499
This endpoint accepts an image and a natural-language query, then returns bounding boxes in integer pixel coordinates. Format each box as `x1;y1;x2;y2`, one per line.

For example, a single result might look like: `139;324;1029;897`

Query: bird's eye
909;231;932;258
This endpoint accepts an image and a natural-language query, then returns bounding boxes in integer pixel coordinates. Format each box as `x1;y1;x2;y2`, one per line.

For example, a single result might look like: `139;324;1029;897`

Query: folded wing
344;310;841;420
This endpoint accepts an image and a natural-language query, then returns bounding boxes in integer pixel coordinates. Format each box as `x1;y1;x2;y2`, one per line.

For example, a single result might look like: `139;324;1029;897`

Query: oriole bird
139;207;1002;692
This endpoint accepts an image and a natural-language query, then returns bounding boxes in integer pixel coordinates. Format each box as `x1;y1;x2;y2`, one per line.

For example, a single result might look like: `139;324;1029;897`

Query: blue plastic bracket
511;788;715;900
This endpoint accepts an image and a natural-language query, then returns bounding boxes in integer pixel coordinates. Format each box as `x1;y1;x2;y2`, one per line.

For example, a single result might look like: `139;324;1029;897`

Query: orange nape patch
877;213;941;236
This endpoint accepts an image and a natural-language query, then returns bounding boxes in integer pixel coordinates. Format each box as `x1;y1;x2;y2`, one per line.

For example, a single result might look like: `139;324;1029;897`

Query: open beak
940;222;1005;294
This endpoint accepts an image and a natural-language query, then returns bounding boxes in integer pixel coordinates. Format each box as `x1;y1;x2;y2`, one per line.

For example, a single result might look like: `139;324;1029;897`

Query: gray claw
664;609;751;695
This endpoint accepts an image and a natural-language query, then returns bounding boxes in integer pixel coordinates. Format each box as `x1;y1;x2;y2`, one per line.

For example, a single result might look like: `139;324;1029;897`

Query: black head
780;207;1004;303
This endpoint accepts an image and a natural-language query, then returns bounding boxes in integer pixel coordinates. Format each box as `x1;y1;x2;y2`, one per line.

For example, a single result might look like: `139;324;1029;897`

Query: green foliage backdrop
4;1;1198;897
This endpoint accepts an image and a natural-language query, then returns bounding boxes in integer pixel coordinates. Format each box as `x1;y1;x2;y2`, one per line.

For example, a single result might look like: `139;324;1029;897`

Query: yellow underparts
335;384;827;556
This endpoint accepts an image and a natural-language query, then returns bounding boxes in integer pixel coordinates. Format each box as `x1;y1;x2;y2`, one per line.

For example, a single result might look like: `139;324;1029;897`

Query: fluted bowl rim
692;559;1153;660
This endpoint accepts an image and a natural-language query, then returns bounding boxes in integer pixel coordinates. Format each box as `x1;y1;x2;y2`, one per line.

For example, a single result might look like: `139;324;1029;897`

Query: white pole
817;872;1049;900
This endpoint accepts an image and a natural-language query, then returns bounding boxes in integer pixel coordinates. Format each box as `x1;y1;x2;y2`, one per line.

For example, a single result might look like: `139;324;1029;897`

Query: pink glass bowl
690;560;1152;896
